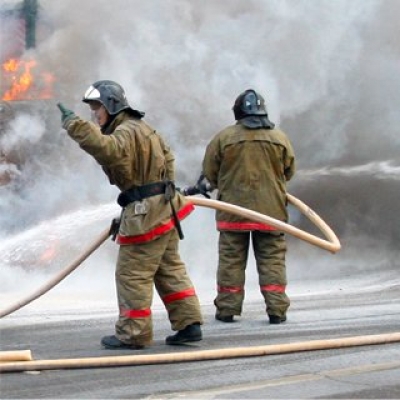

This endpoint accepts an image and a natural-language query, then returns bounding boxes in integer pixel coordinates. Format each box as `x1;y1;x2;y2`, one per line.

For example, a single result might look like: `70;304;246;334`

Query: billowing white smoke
1;0;400;312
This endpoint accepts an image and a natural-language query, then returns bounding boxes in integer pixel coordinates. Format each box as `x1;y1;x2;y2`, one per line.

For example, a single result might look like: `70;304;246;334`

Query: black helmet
233;89;268;120
82;80;144;118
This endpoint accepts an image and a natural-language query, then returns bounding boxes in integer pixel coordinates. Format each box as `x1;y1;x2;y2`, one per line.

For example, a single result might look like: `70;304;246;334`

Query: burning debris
2;57;55;102
1;0;55;105
0;0;55;186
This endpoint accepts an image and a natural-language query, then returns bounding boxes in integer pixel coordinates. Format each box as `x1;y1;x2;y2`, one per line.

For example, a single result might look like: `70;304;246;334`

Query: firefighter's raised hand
57;102;78;130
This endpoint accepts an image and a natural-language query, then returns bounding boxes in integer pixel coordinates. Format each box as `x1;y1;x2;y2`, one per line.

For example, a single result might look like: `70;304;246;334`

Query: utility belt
117;180;184;239
117;181;169;207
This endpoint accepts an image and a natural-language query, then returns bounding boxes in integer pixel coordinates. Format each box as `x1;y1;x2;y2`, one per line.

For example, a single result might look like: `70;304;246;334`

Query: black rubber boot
165;323;202;345
215;314;234;323
268;315;287;324
101;335;145;350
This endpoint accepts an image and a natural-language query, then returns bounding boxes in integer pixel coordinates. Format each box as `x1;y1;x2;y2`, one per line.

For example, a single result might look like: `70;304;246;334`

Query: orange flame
1;58;55;101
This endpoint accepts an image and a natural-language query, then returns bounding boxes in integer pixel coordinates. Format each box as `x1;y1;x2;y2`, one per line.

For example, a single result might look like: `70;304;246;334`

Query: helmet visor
83;85;101;102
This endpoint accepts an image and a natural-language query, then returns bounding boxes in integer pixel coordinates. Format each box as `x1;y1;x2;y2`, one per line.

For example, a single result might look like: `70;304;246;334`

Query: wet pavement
1;279;400;399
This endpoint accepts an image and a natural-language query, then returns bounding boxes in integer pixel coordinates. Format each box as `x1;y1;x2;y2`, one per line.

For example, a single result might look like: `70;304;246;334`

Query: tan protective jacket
202;123;295;230
66;111;193;243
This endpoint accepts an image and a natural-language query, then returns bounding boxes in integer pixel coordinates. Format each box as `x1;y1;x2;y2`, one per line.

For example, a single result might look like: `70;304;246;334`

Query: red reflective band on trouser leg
162;288;196;305
217;285;244;294
120;307;152;318
260;284;286;293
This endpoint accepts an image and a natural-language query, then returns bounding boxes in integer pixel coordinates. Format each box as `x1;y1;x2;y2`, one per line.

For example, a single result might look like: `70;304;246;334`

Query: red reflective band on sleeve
217;285;244;294
217;221;277;231
162;288;196;304
260;284;286;293
120;307;152;318
117;203;194;245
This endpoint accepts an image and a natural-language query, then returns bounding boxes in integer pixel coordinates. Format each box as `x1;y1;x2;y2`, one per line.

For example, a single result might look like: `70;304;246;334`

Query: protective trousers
115;229;203;346
214;230;290;319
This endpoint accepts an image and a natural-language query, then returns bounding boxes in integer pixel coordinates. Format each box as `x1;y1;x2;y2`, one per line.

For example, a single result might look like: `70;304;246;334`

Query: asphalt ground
1;280;400;399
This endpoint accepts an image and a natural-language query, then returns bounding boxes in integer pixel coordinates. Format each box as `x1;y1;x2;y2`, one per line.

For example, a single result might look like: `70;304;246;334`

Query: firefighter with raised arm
58;80;203;349
199;89;295;325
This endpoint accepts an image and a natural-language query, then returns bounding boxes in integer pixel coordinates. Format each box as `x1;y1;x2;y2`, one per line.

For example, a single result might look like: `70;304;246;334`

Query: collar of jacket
101;111;134;135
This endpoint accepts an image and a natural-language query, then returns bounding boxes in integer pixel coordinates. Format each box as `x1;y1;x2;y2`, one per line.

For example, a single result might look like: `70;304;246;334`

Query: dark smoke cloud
1;0;400;287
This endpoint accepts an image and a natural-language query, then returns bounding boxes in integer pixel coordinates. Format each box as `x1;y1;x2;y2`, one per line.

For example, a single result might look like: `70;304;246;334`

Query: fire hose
1;332;400;372
190;194;341;254
0;194;340;319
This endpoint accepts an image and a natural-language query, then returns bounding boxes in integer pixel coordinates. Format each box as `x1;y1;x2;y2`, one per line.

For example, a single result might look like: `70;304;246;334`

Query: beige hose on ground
0;228;111;319
1;332;400;372
0;350;32;362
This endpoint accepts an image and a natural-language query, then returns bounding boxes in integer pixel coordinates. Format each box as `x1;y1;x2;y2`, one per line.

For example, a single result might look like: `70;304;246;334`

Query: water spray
0;227;111;318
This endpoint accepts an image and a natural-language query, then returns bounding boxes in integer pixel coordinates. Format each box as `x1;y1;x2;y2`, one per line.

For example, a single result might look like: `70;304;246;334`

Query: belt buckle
134;201;147;215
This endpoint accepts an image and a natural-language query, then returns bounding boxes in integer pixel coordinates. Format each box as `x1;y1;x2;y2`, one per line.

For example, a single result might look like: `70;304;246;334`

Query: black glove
57;102;78;130
181;185;202;196
181;174;213;198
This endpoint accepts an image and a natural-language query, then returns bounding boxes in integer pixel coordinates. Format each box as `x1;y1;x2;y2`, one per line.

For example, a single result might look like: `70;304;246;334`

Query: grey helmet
82;80;144;118
233;89;274;129
233;89;268;120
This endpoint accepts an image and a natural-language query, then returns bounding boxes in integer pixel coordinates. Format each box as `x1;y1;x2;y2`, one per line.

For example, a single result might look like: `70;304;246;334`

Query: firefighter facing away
58;80;203;349
198;89;295;324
